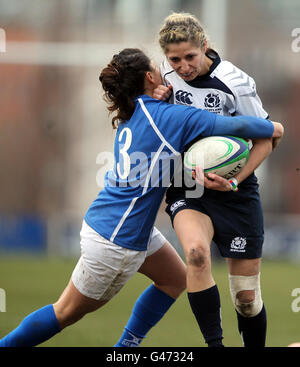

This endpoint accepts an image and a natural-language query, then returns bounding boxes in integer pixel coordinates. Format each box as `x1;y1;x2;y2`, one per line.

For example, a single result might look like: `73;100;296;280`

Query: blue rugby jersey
84;95;273;251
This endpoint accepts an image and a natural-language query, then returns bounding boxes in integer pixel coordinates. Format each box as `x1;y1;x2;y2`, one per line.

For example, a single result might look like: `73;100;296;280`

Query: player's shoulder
215;59;256;95
160;57;172;74
136;94;192;118
160;58;176;84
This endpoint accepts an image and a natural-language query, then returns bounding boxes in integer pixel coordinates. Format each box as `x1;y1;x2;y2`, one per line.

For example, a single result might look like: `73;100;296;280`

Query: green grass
0;256;299;347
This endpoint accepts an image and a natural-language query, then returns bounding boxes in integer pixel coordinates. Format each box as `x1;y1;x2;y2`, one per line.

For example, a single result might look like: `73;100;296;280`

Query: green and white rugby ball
184;136;250;179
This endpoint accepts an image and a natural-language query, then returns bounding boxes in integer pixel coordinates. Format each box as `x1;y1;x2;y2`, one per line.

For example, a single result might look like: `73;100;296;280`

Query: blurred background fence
0;0;299;259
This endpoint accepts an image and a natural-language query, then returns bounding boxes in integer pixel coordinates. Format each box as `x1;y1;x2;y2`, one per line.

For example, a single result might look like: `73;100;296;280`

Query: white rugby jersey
160;50;269;119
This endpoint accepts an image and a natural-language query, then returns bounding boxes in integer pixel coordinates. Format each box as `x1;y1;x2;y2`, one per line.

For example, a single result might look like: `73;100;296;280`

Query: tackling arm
211;115;283;139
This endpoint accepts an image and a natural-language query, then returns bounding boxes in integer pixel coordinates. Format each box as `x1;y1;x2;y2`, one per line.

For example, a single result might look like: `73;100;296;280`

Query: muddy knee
186;245;210;269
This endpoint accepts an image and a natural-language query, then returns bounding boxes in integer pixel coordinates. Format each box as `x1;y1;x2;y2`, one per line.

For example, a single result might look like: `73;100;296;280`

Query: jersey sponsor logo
230;237;247;253
175;90;193;105
204;93;222;114
170;199;187;214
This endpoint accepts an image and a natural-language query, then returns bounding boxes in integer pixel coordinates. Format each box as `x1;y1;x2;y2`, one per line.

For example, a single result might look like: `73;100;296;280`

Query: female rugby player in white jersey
116;13;284;348
156;13;279;347
0;48;282;347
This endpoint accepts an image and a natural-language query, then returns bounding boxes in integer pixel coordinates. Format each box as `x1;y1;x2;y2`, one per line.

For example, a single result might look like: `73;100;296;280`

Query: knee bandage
229;273;263;318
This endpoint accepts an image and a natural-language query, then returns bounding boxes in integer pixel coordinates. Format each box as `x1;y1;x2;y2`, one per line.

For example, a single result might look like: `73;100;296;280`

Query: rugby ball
184;136;249;179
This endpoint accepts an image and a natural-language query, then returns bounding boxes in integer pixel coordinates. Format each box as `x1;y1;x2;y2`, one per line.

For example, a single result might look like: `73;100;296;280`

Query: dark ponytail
99;48;152;128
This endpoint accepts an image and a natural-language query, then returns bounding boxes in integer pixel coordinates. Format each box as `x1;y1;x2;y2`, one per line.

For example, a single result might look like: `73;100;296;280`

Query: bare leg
173;209;223;347
53;279;107;329
173;209;214;292
0;278;107;347
114;241;186;347
138;240;186;298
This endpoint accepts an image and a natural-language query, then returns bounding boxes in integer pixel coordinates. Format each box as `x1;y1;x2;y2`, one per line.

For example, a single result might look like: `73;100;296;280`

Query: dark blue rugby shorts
165;180;264;259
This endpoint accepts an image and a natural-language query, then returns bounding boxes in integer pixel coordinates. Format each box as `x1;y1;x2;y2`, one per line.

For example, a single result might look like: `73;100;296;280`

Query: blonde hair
159;12;208;53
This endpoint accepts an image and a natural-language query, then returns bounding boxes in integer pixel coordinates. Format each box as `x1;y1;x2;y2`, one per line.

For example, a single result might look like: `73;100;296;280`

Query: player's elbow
271;122;284;138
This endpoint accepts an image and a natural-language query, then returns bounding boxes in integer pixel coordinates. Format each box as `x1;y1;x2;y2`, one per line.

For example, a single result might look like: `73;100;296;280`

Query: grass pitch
0;256;299;347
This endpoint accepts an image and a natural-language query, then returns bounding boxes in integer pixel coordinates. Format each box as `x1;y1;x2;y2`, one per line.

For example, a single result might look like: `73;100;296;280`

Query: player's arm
229;75;280;184
203;117;283;190
210;115;283;139
234;137;272;185
234;125;283;185
194;117;283;191
205;74;283;189
233;92;283;184
271;134;283;150
180;107;283;153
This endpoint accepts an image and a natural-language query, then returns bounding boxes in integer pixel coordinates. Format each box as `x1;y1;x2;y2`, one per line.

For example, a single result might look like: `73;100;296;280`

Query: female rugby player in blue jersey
0;48;282;347
116;13;285;348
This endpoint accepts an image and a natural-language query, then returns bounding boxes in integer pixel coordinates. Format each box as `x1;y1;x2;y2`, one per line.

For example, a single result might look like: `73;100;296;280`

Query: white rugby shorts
71;221;166;301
